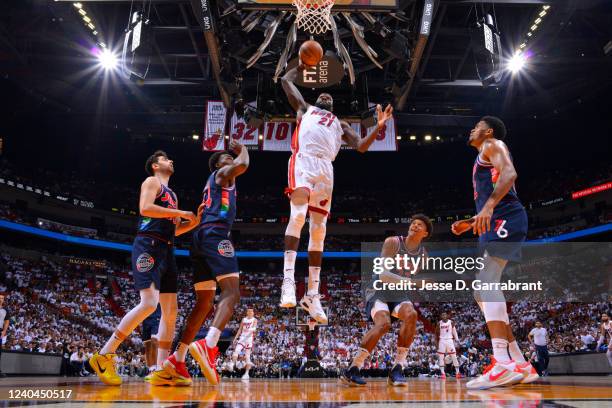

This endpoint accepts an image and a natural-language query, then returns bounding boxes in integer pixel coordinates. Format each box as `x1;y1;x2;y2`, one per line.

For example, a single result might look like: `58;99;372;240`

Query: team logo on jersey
140;217;151;228
218;240;235;257
160;191;177;209
136;253;155;272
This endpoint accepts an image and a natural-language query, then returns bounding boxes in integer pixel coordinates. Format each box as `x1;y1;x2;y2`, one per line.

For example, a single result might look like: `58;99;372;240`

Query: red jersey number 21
318;117;333;128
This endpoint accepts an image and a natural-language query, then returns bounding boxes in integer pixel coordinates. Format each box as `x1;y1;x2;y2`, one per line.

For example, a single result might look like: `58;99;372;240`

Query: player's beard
315;101;332;111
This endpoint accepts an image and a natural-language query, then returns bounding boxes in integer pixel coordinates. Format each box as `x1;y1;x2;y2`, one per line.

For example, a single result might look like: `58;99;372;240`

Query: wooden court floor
1;376;611;406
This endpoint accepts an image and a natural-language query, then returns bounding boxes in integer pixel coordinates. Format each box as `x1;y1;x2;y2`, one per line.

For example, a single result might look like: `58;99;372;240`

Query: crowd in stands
2;157;610;221
1;247;609;378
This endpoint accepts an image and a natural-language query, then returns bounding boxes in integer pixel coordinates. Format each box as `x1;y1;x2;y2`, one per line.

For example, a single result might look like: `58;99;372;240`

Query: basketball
299;40;324;67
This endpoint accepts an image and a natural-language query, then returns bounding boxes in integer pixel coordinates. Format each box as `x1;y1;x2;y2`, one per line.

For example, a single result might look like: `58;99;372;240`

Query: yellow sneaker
148;366;183;386
89;353;122;386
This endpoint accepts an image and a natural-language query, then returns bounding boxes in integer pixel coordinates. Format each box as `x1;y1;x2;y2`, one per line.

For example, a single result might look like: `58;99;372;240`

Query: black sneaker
387;364;408;387
340;366;366;386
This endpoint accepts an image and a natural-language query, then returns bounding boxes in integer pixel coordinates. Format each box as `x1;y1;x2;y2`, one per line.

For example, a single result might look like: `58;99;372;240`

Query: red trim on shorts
308;205;329;216
287;123;300;194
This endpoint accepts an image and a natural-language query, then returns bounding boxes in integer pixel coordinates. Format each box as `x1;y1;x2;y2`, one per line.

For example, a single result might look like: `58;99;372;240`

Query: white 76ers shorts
287;152;334;215
438;339;456;355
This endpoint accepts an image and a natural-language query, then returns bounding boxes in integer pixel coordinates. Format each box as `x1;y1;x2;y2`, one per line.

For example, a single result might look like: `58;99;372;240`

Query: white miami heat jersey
294;105;344;161
439;320;454;340
239;317;258;343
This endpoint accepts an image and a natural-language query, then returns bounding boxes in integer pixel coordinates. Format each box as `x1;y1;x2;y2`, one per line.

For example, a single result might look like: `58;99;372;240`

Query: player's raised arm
216;141;250;185
281;66;309;113
341;104;393;153
472;140;518;235
139;177;195;221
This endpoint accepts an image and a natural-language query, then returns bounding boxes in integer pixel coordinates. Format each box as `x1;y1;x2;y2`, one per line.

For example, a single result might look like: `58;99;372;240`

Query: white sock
508;340;526;363
156;347;170;368
492;338;511;363
100;332;124;355
174;343;189;363
283;250;297;281
307;266;321;295
351;347;370;369
205;327;222;348
438;354;445;374
395;347;408;367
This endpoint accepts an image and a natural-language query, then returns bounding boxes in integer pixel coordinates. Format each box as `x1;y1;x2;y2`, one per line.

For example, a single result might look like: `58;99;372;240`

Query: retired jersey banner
203;100;227;151
365;116;397;151
230;102;259;146
262;121;293;151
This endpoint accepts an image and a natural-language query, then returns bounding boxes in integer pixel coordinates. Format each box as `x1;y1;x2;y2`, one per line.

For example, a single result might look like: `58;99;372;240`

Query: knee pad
482;301;509;324
308;213;327;252
286;201;308;238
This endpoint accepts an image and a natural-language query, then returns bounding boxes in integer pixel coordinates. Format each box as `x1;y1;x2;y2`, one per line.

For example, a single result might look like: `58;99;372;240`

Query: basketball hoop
293;0;334;35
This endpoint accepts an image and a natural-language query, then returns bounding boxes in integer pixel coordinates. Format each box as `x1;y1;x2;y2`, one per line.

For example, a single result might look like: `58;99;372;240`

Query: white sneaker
466;358;524;390
300;293;328;324
280;278;296;308
242;372;250;380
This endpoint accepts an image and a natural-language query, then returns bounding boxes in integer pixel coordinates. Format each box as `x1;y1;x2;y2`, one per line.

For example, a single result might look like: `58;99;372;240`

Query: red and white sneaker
189;339;220;385
516;361;539;384
466;358;524;390
455;372;462;379
441;372;446;380
162;355;192;386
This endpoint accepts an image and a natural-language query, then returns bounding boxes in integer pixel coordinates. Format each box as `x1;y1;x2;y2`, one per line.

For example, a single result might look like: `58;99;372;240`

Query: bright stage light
424;135;432;141
97;49;118;70
508;53;526;73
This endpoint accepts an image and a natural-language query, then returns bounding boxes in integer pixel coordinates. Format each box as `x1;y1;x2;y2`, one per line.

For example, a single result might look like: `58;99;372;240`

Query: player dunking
341;215;431;387
229;308;258;380
279;64;394;324
451;117;538;389
89;151;200;386
596;313;612;367
157;141;249;386
436;312;462;379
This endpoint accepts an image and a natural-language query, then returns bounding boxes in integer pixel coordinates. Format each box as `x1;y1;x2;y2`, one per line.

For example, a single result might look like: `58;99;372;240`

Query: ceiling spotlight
78;9;86;16
543;5;550;10
92;30;98;35
396;136;402;140
535;18;542;24
508;53;526;74
409;135;416;141
192;134;199;140
539;10;547;17
97;48;118;70
530;24;538;31
435;136;441;141
424;135;432;141
87;23;95;30
83;16;91;23
73;2;82;9
527;32;532;37
258;135;263;140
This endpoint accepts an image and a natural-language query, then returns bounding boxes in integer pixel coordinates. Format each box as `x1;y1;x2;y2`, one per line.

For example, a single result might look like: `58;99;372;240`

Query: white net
293;0;334;35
